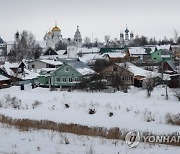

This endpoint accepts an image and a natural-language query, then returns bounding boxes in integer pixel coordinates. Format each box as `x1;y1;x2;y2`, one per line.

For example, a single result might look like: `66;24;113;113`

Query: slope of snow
0;123;179;154
0;85;179;135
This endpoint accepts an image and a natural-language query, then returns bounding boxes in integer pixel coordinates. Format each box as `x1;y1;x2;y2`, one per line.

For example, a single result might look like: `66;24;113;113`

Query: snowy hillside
0;124;179;154
0;85;179;135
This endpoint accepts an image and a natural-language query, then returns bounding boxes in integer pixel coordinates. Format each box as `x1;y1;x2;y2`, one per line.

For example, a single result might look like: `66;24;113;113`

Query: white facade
67;46;78;58
44;25;62;49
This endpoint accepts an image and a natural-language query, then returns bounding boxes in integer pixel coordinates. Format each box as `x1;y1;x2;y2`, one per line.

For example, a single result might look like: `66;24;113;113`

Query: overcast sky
0;0;180;42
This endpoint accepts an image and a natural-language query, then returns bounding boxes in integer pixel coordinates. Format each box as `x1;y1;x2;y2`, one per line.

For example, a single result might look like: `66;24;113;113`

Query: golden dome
52;26;61;31
47;31;52;35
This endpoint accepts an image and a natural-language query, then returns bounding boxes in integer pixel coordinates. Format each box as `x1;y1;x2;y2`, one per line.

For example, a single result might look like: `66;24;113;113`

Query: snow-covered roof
39;59;63;66
156;44;171;50
77;47;100;54
0;74;10;81
104;52;126;58
166;61;177;72
117;62;170;80
129;47;155;55
0;62;16;76
18;68;39;80
67;61;95;76
78;53;99;64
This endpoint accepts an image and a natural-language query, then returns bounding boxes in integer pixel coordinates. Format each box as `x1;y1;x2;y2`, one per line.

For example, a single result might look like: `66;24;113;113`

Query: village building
28;59;63;71
100;63;134;87
0;74;11;89
37;61;95;88
120;27;134;46
44;24;82;49
151;49;174;63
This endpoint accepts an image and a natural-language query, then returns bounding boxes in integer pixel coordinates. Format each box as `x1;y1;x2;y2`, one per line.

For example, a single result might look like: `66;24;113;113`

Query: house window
62;77;67;82
154;58;157;60
56;77;60;82
74;77;79;82
65;66;69;72
68;77;73;82
32;64;35;69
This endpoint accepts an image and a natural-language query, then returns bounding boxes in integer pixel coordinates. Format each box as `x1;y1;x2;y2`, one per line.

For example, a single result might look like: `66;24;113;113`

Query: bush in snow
64;137;70;144
109;112;113;117
65;104;70;108
143;109;155;122
86;144;95;154
32;100;42;109
3;95;22;109
165;113;180;126
89;109;96;114
174;90;180;101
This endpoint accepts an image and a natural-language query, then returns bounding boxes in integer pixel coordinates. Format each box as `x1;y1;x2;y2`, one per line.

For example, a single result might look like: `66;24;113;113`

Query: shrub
86;144;95;154
89;109;96;114
64;104;70;108
4;95;22;109
143;109;155;122
174;90;180;101
32;100;42;109
165;113;180;125
109;112;113;117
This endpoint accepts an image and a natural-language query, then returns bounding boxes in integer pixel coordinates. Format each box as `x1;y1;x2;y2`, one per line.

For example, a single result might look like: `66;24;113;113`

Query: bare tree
104;35;110;44
143;73;155;97
83;37;91;47
33;43;43;59
55;41;67;51
11;31;37;61
144;78;154;97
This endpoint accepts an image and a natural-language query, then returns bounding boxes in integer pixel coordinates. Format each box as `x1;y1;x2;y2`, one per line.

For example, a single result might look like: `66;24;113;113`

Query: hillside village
0;24;179;91
0;24;180;153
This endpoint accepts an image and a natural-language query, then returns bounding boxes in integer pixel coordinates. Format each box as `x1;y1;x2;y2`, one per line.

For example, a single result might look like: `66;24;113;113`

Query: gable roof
166;61;177;72
129;47;155;55
39;59;63;66
67;61;95;76
0;74;10;81
43;47;58;56
117;62;170;80
103;52;126;58
100;48;125;54
156;44;171;50
101;63;134;76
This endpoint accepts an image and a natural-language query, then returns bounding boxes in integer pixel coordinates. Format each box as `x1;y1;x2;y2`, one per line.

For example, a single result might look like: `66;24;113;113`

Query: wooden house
0;74;11;88
28;59;63;71
38;61;95;87
102;49;130;63
100;63;134;86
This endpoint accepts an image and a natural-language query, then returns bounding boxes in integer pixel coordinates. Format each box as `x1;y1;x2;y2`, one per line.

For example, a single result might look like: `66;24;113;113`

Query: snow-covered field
0;85;179;134
0;123;179;154
0;85;180;153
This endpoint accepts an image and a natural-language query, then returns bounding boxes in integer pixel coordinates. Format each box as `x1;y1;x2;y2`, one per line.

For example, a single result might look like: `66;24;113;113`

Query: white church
44;24;82;49
120;26;134;46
